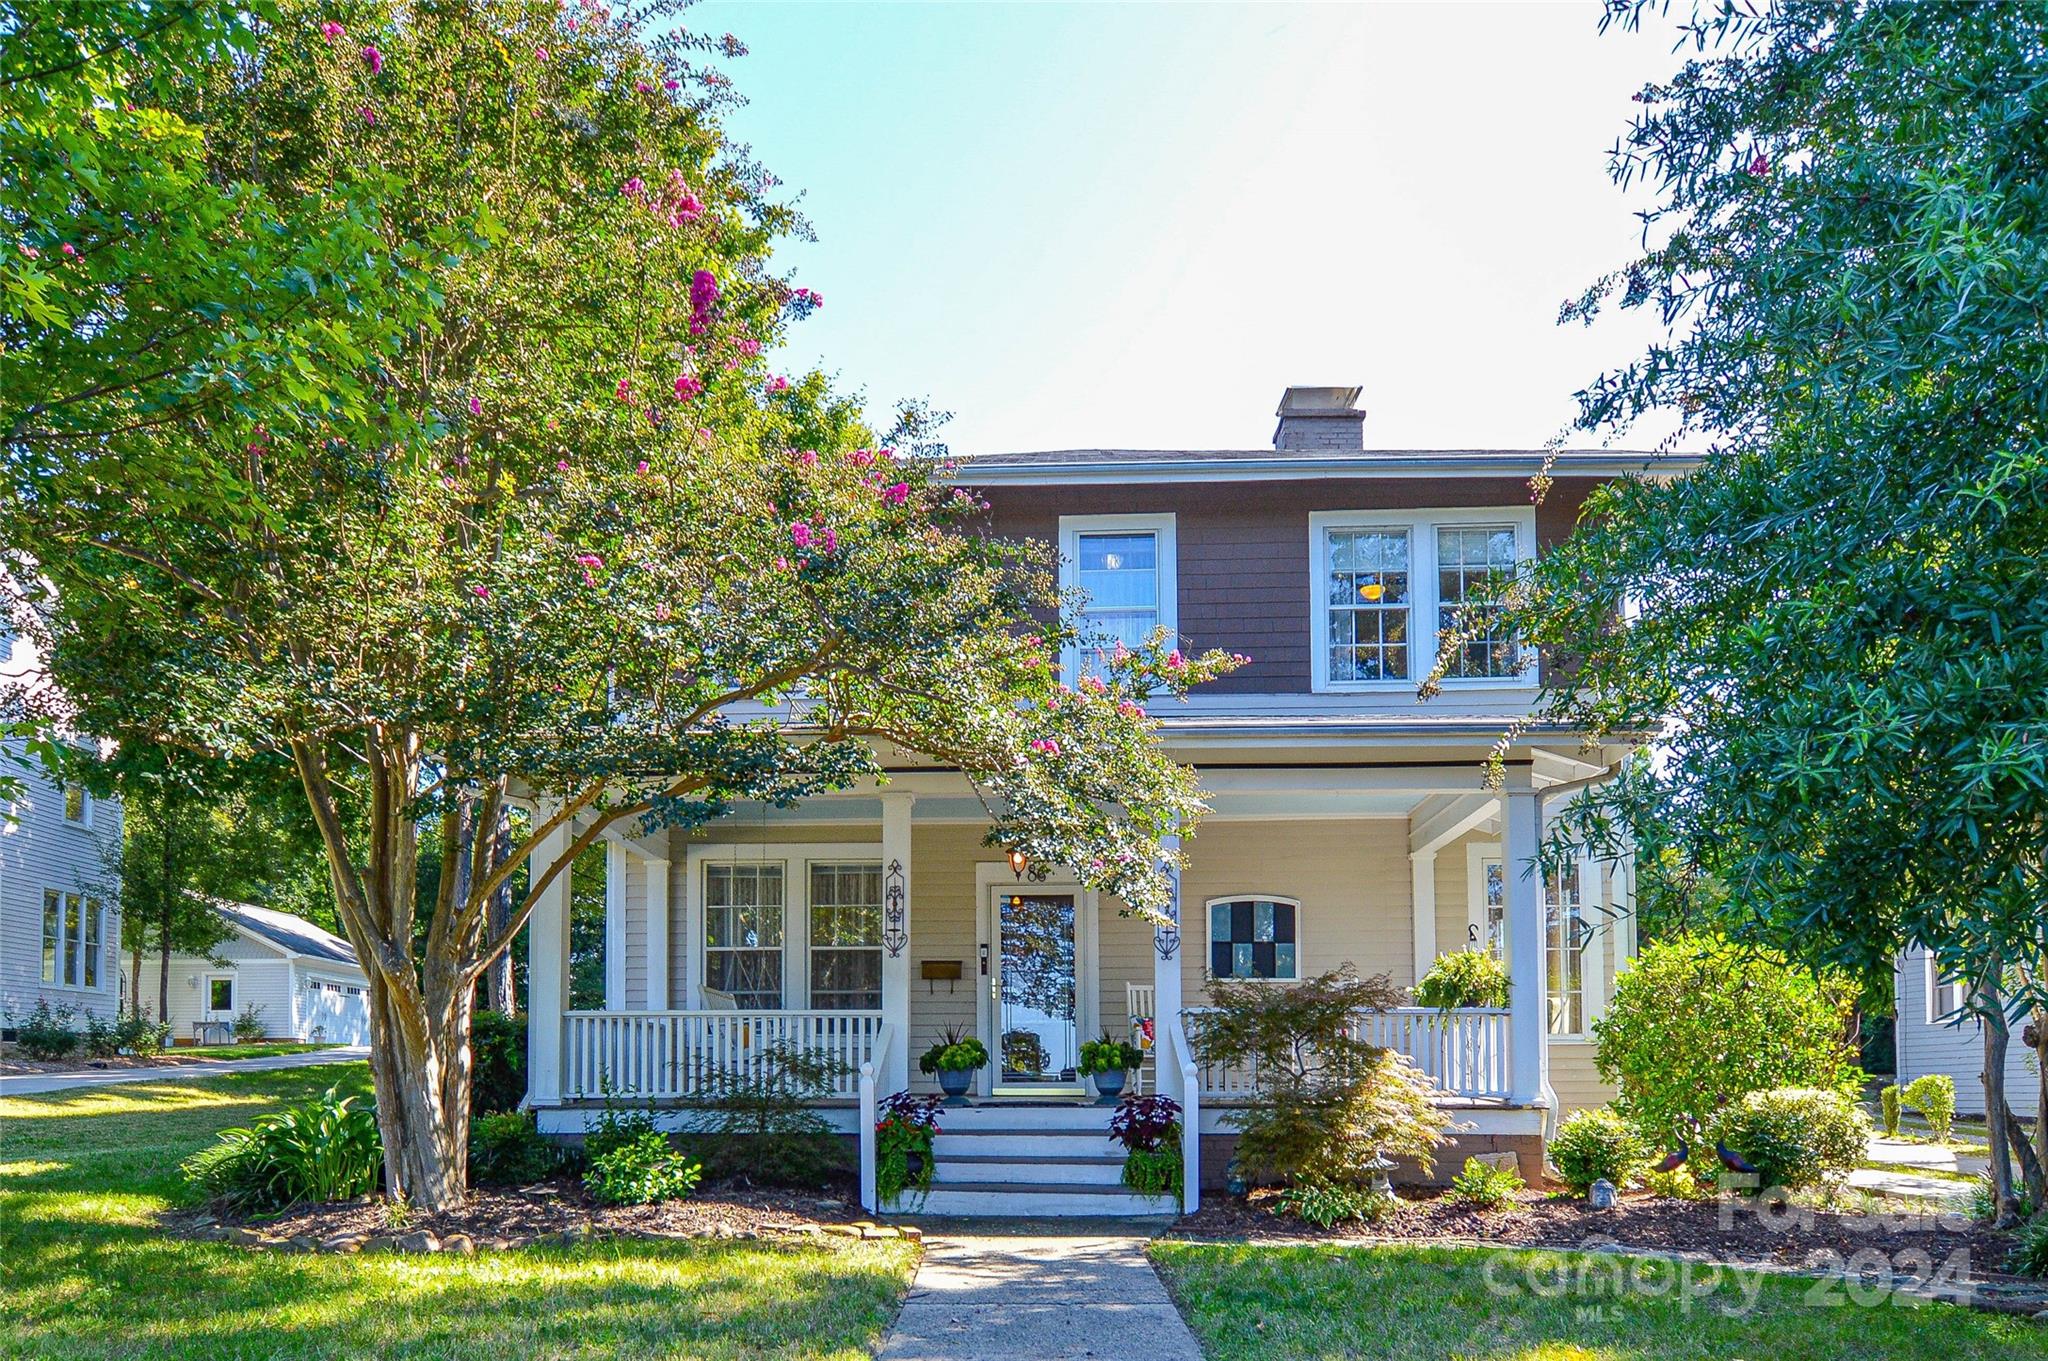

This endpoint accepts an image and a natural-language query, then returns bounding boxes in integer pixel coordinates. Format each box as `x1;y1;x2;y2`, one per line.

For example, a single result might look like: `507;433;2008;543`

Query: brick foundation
1199;1129;1548;1190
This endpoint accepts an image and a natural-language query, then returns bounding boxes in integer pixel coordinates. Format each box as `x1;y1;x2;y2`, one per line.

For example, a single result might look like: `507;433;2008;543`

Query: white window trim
1202;894;1305;983
1308;506;1537;693
1926;953;1966;1026
1544;858;1591;1039
61;782;92;828
203;971;239;1017
1057;512;1177;679
680;842;887;1011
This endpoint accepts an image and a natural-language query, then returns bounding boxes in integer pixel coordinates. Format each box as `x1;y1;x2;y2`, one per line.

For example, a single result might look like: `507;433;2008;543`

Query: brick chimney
1272;385;1365;451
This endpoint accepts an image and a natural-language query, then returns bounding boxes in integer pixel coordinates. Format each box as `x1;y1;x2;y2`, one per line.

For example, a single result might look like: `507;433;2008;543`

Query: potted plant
1109;1094;1183;1201
876;1091;943;1207
918;1024;990;1105
1078;1033;1146;1105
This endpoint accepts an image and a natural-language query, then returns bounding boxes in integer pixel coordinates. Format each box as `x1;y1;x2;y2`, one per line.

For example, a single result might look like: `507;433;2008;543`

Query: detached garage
137;901;370;1046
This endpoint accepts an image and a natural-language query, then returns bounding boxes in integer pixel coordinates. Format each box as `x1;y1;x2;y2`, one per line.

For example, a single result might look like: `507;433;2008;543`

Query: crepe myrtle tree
0;0;1241;1210
1428;2;2048;1220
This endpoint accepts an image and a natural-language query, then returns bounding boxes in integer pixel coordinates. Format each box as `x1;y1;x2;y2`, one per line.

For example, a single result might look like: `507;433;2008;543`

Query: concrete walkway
0;1045;368;1097
878;1224;1202;1361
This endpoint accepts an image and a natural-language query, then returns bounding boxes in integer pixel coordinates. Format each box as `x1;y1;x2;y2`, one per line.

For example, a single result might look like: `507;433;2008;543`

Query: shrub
1109;1094;1183;1198
1195;967;1450;1186
585;1101;658;1162
470;1009;527;1115
1276;1179;1397;1229
117;1010;171;1057
1643;1164;1709;1201
232;1003;268;1043
684;1041;849;1187
918;1024;989;1074
1550;1107;1649;1195
584;1130;702;1206
1880;1084;1902;1137
81;1012;120;1059
2010;1215;2048;1279
1714;1087;1870;1191
875;1091;941;1206
1077;1034;1145;1076
1444;1156;1523;1209
1413;951;1510;1011
1595;934;1864;1147
1902;1074;1957;1143
179;1085;381;1211
469;1111;564;1187
11;1000;79;1061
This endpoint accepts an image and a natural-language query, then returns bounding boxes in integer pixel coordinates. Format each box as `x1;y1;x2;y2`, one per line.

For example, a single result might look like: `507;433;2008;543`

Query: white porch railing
561;1010;884;1101
1184;1006;1513;1102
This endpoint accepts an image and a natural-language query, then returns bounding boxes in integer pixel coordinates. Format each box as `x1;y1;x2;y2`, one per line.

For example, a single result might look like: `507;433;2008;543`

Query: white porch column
1409;851;1436;987
603;841;626;1010
1153;827;1185;1100
880;792;915;1095
1504;787;1549;1110
645;849;671;1011
525;809;572;1107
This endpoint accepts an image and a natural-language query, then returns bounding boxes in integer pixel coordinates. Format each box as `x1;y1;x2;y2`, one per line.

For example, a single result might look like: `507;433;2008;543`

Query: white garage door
304;977;370;1045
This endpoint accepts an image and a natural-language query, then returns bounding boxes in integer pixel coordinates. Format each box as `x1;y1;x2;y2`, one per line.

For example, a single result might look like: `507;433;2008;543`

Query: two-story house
0;615;123;1035
521;387;1686;1215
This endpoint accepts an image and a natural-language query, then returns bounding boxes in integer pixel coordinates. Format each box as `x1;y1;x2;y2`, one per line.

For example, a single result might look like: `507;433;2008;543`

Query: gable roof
214;900;359;968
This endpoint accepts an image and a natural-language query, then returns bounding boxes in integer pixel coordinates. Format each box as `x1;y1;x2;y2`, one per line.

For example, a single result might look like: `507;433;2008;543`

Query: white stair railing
858;1022;894;1214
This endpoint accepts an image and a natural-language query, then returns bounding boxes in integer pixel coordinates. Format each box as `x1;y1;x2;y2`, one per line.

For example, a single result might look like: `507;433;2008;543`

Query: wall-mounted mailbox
920;960;963;981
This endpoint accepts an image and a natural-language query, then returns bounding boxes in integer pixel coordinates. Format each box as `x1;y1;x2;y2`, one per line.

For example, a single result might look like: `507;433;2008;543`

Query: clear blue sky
682;2;1687;455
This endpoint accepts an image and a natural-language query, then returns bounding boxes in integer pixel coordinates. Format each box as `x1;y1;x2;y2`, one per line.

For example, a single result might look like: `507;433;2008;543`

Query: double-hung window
704;863;786;1009
1311;510;1534;690
808;862;883;1010
62;782;90;826
41;890;100;988
1545;864;1586;1036
1927;957;1966;1023
1058;514;1176;678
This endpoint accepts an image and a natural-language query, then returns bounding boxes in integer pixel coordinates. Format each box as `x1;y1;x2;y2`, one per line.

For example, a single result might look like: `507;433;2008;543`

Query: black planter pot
937;1067;973;1105
904;1149;927;1182
1093;1067;1128;1105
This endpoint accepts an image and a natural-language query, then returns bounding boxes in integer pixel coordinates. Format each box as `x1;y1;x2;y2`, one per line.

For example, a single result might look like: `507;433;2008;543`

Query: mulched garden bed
165;1175;913;1256
1176;1187;2029;1284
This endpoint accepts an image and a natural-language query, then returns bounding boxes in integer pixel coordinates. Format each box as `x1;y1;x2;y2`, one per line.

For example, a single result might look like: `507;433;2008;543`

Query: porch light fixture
1006;846;1029;879
1153;903;1181;961
882;859;907;958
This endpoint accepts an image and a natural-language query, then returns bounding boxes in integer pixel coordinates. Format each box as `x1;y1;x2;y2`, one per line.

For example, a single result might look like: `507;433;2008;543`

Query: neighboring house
523;386;1692;1214
0;617;123;1034
137;900;370;1045
1894;944;2039;1118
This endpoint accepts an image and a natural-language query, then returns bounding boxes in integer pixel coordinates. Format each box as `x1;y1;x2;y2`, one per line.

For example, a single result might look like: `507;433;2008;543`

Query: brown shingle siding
973;476;1599;695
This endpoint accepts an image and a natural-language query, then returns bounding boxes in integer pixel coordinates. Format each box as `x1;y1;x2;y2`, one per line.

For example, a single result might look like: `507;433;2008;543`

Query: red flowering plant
0;0;1242;1213
876;1091;943;1205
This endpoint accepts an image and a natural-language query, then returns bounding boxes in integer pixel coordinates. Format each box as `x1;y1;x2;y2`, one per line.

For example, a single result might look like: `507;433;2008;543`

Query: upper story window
62;782;91;827
1058;514;1176;678
1927;956;1966;1023
1310;508;1535;692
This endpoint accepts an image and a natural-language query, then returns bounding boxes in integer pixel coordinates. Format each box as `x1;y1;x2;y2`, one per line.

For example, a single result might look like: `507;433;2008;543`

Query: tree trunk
362;970;476;1210
129;942;143;1020
158;930;173;1031
2033;1004;2048;1213
1981;966;2021;1227
484;805;515;1014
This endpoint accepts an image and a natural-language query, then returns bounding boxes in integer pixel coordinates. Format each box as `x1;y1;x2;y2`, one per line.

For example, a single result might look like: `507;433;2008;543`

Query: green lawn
0;1062;916;1360
1151;1240;2047;1361
170;1042;345;1060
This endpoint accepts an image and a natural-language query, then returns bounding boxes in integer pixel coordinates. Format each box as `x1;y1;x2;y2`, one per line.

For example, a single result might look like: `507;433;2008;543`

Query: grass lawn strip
0;1062;917;1361
1151;1239;2048;1361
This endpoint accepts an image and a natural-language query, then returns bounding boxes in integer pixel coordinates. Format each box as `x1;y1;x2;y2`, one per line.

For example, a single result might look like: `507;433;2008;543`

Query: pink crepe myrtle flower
556;459;570;472
59;242;77;257
664;77;680;91
1165;649;1186;670
18;244;38;259
635;80;653;94
615;377;632;401
361;44;383;73
654;602;671;621
736;338;761;357
441;475;456;489
881;482;909;506
690;269;719;309
765;375;790;395
790;522;813;549
636;460;650;474
471;585;490;598
1119;701;1144;719
575;553;604;569
1079;674;1105;694
775;556;789;571
621;176;644;197
1748;153;1769;176
1030;738;1062;757
817;527;837;553
796;449;819;467
320;20;345;41
672;373;703;401
359;104;377;125
467;394;481;416
535;45;550;61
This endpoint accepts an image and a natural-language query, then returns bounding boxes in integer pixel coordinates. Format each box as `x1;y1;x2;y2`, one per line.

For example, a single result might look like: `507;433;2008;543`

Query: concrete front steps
911;1100;1175;1217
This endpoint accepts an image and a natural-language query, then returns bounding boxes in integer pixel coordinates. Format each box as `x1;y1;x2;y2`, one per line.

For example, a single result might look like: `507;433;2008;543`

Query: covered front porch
523;742;1634;1212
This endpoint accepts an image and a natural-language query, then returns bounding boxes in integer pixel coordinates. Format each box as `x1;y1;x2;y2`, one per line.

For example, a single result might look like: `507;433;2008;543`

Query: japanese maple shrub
1193;968;1449;1187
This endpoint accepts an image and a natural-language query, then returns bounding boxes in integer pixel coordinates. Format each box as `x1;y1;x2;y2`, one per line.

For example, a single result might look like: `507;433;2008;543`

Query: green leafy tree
1465;1;2048;1223
1;0;1239;1210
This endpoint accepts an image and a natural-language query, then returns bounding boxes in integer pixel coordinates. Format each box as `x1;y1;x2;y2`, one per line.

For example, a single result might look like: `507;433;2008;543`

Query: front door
991;889;1083;1095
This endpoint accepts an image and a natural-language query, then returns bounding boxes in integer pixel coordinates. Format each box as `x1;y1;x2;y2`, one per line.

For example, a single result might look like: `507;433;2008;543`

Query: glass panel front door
995;891;1079;1091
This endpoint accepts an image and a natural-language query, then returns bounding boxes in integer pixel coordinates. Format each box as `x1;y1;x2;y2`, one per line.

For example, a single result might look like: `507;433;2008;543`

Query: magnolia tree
2;0;1239;1209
